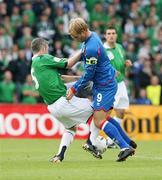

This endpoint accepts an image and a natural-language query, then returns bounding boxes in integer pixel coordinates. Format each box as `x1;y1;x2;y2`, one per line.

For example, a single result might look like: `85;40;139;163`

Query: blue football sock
102;121;129;149
109;118;131;144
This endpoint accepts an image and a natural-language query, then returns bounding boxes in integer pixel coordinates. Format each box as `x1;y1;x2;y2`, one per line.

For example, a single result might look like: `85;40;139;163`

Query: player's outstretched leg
100;119;135;161
109;118;137;149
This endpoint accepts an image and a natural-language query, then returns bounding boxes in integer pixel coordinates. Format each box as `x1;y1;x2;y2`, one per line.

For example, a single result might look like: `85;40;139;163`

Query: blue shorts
92;80;117;111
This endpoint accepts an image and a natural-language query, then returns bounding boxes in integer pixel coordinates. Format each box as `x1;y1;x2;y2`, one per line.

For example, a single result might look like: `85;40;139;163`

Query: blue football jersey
73;32;116;91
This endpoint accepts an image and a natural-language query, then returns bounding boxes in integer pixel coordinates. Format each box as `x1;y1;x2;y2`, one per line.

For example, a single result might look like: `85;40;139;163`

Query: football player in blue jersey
66;18;137;162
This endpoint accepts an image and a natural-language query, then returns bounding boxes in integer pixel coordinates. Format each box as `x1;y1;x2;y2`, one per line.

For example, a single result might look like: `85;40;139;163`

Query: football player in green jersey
30;38;102;162
104;25;132;148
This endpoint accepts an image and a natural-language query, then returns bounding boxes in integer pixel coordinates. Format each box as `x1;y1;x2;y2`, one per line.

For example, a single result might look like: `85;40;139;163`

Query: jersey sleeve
45;55;68;69
72;47;98;92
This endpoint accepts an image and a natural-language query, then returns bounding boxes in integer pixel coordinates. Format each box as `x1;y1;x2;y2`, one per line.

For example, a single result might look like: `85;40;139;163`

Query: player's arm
61;75;81;83
66;47;98;100
67;49;82;68
46;50;81;69
121;46;132;68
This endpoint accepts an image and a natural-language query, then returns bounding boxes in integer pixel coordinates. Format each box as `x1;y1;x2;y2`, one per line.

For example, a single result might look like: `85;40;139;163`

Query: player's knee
93;118;105;129
93;120;100;128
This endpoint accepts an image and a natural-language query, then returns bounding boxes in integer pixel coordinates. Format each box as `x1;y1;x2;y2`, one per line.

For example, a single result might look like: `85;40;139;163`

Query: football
95;136;108;154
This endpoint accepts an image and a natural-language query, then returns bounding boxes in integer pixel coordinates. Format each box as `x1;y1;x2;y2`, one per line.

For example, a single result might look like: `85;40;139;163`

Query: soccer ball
95;136;108;154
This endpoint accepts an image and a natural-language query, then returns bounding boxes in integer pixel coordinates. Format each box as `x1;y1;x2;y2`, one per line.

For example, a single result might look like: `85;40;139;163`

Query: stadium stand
0;0;162;104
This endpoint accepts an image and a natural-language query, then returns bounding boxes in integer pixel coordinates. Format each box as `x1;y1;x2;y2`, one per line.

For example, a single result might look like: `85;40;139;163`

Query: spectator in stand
73;0;89;22
53;18;70;46
146;75;161;105
135;88;152;105
24;39;33;62
3;16;14;38
36;12;54;40
58;0;74;14
90;2;106;34
0;1;7;19
17;26;33;49
153;25;162;53
126;42;137;63
65;40;80;57
0;25;13;50
21;74;39;104
153;53;162;74
0;70;17;103
22;2;36;26
10;5;22;33
14;14;31;41
0;49;12;81
138;59;152;89
32;0;49;17
52;40;68;58
10;44;19;61
7;49;30;101
138;39;151;60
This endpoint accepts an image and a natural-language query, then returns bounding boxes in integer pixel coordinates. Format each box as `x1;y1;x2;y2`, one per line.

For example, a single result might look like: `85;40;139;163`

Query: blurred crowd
0;0;162;105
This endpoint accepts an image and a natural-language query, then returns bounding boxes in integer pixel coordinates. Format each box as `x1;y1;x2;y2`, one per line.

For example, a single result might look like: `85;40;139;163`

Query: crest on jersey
86;57;97;65
107;51;114;60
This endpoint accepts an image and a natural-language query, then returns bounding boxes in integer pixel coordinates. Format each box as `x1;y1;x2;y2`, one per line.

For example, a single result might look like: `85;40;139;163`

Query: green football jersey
31;54;67;105
104;43;126;83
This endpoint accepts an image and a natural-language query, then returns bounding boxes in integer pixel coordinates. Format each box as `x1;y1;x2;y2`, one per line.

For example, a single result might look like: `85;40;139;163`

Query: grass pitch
1;139;162;180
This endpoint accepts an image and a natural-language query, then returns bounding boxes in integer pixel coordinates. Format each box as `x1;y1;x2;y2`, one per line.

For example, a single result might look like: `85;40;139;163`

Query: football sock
107;117;122;145
58;146;67;160
109;118;131;144
89;120;100;146
101;120;129;149
57;129;75;155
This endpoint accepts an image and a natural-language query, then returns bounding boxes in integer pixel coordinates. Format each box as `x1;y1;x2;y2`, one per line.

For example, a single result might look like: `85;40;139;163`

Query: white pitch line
135;155;162;160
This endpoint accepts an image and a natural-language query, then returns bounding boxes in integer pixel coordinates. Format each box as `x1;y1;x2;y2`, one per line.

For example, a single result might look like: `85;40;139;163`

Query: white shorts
65;82;76;89
113;81;129;109
47;96;93;129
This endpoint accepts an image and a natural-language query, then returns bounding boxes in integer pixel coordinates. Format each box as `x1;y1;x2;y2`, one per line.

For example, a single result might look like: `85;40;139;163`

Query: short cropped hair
31;38;49;54
106;24;117;32
69;18;88;34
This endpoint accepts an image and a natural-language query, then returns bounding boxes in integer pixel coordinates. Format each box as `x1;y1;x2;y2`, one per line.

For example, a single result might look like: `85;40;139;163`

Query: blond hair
69;18;88;34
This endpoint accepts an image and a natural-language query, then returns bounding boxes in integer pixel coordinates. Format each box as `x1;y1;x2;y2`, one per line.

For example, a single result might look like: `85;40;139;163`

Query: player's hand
115;71;120;77
66;87;75;100
125;60;132;67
